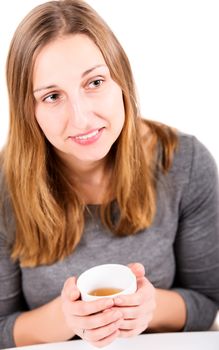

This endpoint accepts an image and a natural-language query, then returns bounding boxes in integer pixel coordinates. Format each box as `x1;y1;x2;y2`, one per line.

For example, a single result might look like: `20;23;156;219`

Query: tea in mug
89;287;123;296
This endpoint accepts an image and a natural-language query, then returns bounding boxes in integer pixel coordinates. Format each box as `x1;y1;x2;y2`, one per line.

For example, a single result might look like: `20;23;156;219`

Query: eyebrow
33;64;107;94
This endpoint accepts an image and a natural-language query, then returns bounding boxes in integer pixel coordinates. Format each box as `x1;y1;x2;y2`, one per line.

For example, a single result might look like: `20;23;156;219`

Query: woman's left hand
113;263;156;337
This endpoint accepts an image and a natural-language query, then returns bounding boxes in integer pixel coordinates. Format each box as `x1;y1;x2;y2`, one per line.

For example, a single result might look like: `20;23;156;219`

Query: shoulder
171;131;218;182
169;132;219;211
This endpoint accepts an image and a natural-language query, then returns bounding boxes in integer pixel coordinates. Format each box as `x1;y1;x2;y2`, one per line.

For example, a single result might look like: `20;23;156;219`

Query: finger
61;277;80;301
91;329;120;348
119;325;146;338
113;278;148;307
112;298;156;320
118;317;148;331
112;305;142;319
128;263;145;278
73;309;123;330
70;297;114;316
84;318;122;342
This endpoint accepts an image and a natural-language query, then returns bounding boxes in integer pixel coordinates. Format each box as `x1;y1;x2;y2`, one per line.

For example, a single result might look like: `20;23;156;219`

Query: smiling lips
69;127;104;145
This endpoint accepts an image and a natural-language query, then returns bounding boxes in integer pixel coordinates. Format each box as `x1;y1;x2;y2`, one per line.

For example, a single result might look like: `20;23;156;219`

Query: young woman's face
33;34;125;166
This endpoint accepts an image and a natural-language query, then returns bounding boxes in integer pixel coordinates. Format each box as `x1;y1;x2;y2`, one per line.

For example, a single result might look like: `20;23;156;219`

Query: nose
67;93;91;130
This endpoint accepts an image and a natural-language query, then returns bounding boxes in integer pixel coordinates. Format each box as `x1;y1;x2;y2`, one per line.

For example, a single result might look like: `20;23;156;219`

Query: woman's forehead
33;34;108;87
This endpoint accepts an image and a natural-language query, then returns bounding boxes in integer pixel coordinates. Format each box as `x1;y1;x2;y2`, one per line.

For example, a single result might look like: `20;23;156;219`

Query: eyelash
88;78;104;89
42;93;60;103
41;78;105;103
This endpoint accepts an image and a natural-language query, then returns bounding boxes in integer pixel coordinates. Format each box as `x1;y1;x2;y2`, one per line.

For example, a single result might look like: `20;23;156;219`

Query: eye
88;79;104;89
43;93;60;103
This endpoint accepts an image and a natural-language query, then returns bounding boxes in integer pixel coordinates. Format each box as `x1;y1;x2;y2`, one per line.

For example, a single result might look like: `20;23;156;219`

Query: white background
0;0;219;165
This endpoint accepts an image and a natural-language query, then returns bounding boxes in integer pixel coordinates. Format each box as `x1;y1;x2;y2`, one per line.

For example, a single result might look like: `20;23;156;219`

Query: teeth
75;130;99;140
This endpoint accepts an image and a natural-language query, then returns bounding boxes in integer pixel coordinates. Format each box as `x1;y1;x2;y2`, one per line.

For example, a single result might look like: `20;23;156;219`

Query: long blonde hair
3;0;178;267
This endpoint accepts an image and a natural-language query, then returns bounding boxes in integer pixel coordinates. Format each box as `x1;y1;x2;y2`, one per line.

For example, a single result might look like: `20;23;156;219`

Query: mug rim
76;263;137;300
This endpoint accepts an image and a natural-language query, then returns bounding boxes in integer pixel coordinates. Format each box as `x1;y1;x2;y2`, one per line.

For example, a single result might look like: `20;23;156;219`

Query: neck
56;151;113;204
73;158;109;185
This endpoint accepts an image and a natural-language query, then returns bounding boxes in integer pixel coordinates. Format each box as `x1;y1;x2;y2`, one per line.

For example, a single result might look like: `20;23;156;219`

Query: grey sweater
0;133;219;349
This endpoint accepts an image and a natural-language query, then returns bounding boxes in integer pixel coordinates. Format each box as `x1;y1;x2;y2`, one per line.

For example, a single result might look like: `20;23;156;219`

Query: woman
0;0;219;348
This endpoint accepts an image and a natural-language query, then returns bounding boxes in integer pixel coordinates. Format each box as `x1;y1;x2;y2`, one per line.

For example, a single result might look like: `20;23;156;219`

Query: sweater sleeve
173;136;219;331
0;208;27;348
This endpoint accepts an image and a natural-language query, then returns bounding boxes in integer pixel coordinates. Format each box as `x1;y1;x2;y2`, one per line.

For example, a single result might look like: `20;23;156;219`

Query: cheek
111;90;125;127
35;105;66;137
100;86;125;126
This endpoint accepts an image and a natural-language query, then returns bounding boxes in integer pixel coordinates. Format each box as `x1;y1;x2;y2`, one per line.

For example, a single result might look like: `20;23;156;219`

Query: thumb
128;262;145;278
62;276;80;301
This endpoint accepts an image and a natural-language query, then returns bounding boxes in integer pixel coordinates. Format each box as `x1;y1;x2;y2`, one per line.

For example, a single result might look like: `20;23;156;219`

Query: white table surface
5;332;219;350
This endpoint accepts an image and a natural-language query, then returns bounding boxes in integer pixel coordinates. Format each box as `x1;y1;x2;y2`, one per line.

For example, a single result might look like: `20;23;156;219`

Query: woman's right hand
61;277;123;347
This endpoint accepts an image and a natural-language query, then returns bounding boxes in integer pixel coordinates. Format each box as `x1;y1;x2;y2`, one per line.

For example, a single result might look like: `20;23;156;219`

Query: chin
79;147;111;163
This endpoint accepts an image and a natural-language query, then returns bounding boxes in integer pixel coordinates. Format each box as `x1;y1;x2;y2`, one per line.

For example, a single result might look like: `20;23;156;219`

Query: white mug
77;263;137;301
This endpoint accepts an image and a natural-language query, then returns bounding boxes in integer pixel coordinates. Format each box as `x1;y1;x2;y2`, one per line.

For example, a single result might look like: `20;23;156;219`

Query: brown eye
89;79;103;88
43;93;60;103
